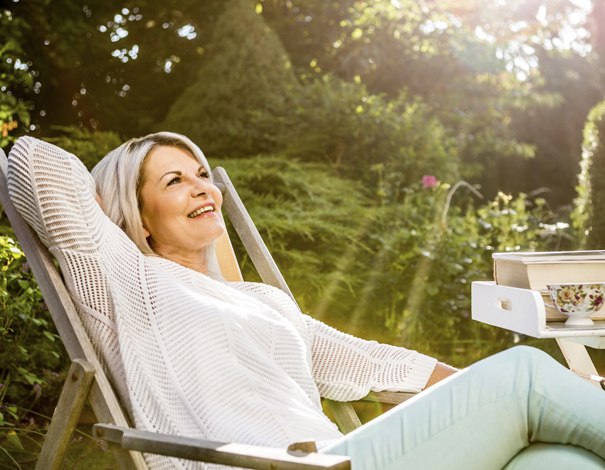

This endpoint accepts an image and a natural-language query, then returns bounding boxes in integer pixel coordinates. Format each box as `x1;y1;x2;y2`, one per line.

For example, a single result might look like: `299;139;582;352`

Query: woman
7;133;605;470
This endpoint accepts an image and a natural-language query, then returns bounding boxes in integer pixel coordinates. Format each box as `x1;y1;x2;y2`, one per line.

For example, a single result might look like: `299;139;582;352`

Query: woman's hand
424;362;458;389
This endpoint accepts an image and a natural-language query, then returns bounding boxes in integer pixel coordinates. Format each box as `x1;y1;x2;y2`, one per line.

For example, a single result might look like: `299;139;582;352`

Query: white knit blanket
7;137;437;470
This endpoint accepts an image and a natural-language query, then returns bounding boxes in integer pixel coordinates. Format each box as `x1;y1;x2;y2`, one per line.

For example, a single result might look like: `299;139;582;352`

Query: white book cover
493;250;605;264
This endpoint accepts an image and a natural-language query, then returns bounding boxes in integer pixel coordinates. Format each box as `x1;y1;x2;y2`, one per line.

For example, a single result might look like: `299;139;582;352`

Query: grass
0;424;116;470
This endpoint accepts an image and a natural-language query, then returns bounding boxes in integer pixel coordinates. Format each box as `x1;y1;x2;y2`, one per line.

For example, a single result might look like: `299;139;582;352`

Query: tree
261;0;599;207
3;0;227;138
0;9;32;148
161;0;300;159
3;0;602;210
486;50;603;208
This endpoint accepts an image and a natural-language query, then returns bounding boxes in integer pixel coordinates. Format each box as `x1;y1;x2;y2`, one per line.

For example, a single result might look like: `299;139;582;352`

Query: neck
153;246;209;275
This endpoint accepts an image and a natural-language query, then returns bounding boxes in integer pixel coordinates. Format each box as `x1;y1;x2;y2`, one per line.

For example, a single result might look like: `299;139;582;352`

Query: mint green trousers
321;346;605;469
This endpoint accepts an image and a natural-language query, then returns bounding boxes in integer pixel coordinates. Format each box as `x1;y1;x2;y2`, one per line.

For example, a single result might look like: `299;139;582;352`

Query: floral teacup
543;283;605;326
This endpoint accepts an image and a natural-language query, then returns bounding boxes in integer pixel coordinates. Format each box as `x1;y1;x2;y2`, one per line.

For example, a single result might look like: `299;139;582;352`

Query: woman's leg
320;346;605;470
503;444;605;470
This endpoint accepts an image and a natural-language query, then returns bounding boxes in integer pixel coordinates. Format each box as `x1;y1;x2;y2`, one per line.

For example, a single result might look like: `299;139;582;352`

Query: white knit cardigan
7;137;437;470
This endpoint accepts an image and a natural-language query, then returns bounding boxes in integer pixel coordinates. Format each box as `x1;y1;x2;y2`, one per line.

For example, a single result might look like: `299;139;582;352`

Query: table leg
556;338;601;387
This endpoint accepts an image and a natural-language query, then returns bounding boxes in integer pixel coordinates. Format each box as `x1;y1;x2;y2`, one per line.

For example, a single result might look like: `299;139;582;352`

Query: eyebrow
159;166;205;181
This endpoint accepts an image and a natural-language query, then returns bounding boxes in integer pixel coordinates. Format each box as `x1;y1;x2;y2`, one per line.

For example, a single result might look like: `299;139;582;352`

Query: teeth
188;206;214;218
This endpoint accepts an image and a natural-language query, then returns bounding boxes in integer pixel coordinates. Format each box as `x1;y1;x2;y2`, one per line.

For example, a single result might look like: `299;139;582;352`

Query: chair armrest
359;391;417;405
324;391;417;435
93;424;350;470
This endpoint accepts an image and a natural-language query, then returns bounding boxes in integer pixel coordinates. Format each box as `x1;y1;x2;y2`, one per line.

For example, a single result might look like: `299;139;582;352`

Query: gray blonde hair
91;132;213;258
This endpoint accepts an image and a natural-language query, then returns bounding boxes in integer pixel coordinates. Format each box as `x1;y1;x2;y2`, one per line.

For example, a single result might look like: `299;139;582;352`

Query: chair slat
212;167;295;301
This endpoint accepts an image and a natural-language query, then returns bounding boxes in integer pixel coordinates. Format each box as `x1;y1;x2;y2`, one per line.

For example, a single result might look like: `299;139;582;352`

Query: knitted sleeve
7;136;131;412
7;136;105;253
306;315;437;401
228;281;437;402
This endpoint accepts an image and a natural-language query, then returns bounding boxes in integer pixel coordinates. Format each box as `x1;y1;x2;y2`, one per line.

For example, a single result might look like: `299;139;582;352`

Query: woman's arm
7;136;106;252
7;136;133;413
306;316;439;401
230;281;448;400
425;362;458;388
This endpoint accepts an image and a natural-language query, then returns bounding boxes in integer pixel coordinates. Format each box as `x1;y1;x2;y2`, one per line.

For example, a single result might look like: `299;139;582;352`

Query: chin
208;223;226;243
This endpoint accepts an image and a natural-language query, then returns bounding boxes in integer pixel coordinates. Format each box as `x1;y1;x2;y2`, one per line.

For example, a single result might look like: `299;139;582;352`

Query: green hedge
574;97;605;248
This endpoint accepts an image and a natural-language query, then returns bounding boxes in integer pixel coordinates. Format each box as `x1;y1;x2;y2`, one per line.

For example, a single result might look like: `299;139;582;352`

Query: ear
143;225;150;238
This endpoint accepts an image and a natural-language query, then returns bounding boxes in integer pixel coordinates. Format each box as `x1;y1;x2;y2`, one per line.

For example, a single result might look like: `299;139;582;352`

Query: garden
1;0;605;466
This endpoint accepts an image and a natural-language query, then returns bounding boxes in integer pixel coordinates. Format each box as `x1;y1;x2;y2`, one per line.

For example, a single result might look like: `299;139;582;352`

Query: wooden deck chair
0;147;413;469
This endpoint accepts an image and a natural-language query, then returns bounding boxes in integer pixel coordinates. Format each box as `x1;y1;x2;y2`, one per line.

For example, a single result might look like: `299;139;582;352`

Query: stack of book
493;250;605;321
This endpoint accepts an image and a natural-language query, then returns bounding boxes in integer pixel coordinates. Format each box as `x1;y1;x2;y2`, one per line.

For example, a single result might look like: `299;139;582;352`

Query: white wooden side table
472;281;605;387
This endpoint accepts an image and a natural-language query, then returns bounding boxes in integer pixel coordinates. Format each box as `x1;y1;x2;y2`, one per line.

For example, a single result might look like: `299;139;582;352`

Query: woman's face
139;146;225;265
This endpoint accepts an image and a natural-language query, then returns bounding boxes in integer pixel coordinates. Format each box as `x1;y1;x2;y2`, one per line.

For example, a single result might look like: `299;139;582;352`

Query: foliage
0;0;602;209
0;425;117;469
0;236;69;453
211;155;370;312
162;0;300;159
252;75;458;191
573;96;605;248
44;126;124;170
1;0;231;138
495;51;604;208
0;9;32;148
263;0;586;85
317;189;570;365
261;0;572;178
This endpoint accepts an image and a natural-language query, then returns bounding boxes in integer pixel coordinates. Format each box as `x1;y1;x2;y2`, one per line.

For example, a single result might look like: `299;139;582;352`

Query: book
493;250;605;321
493;250;605;264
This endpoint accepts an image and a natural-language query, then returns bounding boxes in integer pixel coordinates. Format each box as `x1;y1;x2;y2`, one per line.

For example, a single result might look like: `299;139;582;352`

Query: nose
191;175;212;197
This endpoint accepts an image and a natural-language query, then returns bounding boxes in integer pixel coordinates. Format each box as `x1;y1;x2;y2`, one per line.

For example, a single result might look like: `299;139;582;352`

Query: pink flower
423;175;437;188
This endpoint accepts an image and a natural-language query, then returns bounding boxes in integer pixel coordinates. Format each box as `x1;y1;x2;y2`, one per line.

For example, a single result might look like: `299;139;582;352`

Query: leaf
9;246;21;257
6;430;24;450
17;367;40;385
43;330;55;342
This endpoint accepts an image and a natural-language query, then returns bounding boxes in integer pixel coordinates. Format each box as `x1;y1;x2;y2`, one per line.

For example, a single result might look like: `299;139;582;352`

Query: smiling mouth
187;206;215;218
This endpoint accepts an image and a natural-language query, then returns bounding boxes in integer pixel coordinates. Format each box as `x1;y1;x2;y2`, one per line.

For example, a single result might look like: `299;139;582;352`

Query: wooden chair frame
0;149;413;469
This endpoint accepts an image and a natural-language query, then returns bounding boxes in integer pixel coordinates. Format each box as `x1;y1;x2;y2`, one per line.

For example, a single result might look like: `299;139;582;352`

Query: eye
167;176;181;186
198;171;210;179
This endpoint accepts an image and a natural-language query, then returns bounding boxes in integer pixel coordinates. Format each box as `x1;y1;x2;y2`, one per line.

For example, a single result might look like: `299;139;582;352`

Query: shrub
162;0;299;159
252;75;459;195
0;9;31;149
44;126;123;170
0;236;68;450
211;155;370;313
573;97;605;248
